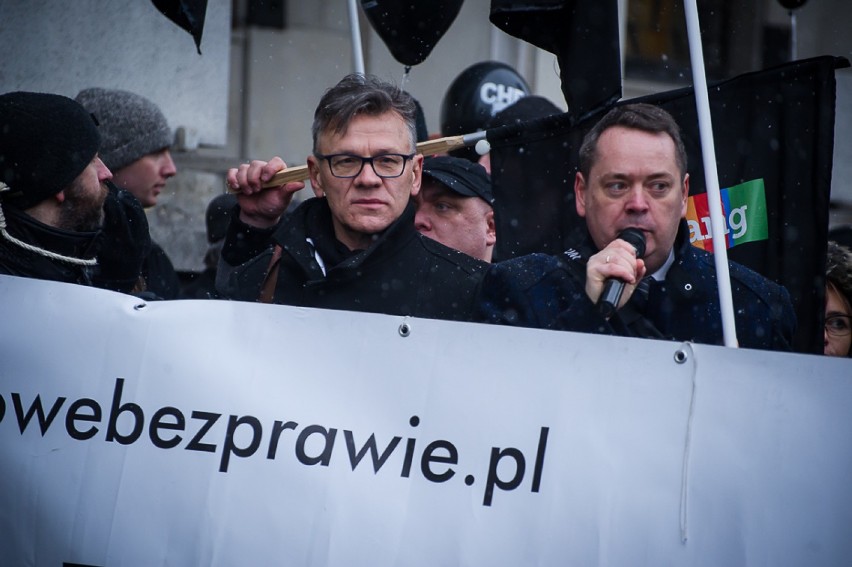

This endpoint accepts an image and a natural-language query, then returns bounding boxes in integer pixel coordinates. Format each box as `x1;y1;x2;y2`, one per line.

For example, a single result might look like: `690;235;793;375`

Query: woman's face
824;285;852;357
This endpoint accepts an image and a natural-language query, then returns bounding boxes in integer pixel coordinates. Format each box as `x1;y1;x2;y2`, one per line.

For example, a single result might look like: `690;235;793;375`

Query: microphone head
618;228;646;258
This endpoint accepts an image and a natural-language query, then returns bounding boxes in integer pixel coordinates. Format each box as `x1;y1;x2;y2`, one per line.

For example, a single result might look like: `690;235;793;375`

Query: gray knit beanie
75;88;173;172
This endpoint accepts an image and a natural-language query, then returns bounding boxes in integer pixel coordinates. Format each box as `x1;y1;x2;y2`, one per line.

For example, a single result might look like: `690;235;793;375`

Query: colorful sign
686;179;769;251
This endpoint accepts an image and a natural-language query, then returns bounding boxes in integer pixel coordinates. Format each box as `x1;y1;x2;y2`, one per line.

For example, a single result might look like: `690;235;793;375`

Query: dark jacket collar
563;219;692;266
1;205;100;261
672;219;693;261
272;197;418;279
0;205;100;283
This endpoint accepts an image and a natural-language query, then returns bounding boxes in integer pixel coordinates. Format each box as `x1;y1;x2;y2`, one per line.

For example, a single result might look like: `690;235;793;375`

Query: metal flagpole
347;0;365;74
683;0;739;347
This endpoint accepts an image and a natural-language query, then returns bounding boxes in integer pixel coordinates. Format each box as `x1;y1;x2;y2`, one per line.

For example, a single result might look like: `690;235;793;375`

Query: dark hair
311;73;417;154
826;240;852;310
578;103;687;180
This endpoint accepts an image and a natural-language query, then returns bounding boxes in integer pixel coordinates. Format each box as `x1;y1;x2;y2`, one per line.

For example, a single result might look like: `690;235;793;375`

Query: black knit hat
0;91;100;209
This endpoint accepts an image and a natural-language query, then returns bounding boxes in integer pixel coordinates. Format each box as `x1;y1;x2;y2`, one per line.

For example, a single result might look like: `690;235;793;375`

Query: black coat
478;222;796;352
143;241;181;299
0;205;98;285
219;198;488;322
0;185;155;295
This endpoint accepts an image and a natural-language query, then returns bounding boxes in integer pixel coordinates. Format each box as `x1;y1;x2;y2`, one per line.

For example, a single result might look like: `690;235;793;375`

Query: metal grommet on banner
398;321;411;337
134;302;147;311
674;348;688;364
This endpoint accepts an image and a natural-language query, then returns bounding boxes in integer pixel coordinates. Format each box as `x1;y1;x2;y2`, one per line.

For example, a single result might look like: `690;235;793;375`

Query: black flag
360;0;463;67
489;0;621;121
487;56;848;353
151;0;208;55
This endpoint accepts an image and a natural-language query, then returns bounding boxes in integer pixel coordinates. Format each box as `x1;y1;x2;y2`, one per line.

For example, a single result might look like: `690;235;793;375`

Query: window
624;0;735;84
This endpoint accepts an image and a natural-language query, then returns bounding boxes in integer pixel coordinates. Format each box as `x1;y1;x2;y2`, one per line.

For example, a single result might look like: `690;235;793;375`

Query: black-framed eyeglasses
825;314;851;337
316;153;415;179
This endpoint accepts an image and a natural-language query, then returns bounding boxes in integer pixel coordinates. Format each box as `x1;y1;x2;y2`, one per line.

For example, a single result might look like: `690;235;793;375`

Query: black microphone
597;228;646;318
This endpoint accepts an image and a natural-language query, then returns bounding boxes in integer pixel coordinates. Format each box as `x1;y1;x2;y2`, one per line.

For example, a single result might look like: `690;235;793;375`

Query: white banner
1;275;850;566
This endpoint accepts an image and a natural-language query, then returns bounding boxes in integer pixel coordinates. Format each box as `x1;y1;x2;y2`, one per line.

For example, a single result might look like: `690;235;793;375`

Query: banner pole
683;0;739;347
347;0;365;74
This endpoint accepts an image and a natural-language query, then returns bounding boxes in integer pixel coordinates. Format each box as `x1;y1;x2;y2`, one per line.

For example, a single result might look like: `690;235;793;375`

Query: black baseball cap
422;155;494;205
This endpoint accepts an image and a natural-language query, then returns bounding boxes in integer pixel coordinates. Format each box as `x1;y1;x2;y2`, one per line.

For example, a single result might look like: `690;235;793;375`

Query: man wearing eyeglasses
218;73;487;321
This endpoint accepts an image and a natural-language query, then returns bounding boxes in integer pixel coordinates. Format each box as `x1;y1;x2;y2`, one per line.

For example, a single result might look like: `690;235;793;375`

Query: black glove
93;181;152;293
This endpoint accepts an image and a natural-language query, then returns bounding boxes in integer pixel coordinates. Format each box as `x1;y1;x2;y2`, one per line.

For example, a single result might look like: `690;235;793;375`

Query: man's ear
680;173;690;217
574;171;587;218
409;154;423;198
307;156;324;198
485;209;496;246
53;190;67;204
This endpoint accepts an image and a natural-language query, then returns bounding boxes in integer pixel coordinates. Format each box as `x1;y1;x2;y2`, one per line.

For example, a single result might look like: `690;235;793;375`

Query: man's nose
625;186;650;212
161;150;177;178
96;157;113;182
354;159;382;184
414;208;431;232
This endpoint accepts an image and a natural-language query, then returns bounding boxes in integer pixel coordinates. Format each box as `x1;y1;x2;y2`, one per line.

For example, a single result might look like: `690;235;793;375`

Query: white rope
0;200;98;267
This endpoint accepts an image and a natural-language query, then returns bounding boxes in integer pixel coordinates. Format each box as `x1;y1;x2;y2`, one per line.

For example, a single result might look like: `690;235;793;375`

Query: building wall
0;0;232;271
0;0;231;145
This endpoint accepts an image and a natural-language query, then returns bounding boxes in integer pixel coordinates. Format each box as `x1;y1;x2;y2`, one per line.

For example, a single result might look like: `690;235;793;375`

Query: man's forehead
593;127;680;170
599;125;675;148
319;111;408;146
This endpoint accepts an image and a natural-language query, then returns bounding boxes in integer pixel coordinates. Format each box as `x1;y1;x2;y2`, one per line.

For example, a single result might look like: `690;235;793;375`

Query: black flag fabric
151;0;208;55
489;0;621;121
486;110;585;259
360;0;464;67
487;56;848;354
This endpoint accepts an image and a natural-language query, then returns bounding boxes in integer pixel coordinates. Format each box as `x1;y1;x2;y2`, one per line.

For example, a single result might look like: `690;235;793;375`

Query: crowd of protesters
1;71;849;357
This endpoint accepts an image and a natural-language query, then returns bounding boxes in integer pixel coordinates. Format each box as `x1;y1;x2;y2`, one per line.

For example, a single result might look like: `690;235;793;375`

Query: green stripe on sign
726;179;768;246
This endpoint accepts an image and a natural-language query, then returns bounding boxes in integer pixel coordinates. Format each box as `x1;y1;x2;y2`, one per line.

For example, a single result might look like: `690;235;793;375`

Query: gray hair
311;73;417;154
